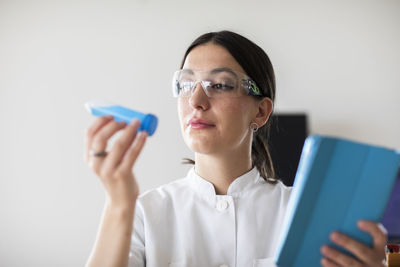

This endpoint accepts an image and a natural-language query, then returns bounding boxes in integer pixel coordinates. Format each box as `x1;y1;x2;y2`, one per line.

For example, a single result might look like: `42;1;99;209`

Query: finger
358;220;387;249
103;119;141;171
119;130;148;172
320;244;362;266
358;220;387;260
320;257;341;267
329;231;373;262
84;115;113;162
91;120;127;152
89;120;127;174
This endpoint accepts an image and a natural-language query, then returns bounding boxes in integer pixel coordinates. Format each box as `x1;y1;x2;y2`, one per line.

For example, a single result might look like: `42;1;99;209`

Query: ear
253;97;273;128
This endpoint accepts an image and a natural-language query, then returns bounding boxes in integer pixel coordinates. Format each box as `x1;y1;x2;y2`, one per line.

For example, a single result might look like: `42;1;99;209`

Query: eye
211;83;235;91
208;76;236;91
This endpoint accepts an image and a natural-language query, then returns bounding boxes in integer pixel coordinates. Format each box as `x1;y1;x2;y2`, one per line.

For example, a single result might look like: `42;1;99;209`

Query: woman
84;31;387;267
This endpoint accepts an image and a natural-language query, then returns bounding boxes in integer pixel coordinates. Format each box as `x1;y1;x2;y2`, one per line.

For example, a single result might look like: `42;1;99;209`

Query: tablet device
274;135;400;266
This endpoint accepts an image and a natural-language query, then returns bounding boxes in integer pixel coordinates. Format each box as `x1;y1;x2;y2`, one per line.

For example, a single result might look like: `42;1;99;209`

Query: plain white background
0;0;399;266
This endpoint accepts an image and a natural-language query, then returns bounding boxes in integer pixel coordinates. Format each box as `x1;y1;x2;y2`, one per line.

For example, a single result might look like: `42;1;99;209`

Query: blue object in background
85;100;158;136
274;135;400;267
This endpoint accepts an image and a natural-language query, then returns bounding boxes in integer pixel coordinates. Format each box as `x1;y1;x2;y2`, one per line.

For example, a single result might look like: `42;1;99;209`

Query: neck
194;147;253;195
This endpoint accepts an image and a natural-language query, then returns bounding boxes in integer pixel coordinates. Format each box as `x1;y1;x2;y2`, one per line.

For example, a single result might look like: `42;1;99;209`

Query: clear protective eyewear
172;68;263;98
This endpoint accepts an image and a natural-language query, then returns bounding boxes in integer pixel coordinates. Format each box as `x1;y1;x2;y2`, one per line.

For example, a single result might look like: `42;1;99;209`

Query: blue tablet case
274;135;400;267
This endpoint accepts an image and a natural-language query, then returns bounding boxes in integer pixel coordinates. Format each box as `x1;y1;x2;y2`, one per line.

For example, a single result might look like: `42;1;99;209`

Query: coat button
216;199;229;211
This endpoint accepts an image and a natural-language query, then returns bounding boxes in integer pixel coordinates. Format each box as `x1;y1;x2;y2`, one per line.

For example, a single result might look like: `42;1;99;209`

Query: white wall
1;1;399;266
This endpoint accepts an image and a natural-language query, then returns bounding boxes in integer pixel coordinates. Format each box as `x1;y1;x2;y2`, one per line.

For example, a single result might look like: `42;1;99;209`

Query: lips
187;118;215;129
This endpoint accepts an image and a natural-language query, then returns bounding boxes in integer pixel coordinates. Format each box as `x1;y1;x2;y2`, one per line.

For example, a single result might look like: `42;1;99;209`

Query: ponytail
251;118;278;183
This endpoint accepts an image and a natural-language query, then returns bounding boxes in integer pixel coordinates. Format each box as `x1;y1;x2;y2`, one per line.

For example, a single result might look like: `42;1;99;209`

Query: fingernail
331;232;340;241
130;119;140;125
378;223;388;235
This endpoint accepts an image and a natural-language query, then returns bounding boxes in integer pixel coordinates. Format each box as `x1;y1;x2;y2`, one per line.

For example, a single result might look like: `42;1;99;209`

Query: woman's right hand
84;115;148;209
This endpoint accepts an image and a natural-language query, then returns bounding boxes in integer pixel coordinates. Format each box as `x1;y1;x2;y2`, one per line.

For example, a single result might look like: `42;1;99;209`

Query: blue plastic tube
85;100;158;136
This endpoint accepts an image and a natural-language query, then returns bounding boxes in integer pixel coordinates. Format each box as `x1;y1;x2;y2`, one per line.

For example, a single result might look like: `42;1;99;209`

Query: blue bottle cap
142;114;158;136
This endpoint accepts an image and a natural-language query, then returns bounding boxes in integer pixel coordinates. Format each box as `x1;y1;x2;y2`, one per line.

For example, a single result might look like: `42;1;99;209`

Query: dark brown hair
180;30;278;184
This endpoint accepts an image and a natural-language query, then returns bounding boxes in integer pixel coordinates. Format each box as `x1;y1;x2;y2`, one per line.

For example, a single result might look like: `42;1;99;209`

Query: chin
184;137;220;155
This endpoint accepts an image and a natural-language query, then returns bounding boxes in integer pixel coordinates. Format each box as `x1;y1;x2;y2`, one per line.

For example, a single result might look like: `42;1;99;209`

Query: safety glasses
172;68;263;98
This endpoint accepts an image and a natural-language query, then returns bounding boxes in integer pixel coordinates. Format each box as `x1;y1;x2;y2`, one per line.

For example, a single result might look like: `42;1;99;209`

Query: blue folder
274;135;400;267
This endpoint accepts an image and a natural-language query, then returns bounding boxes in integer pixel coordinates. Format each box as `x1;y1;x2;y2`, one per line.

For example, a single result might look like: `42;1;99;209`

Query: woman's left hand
320;220;387;266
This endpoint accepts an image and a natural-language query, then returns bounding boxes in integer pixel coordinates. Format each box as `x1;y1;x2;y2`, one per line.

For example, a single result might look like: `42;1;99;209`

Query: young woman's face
178;43;260;156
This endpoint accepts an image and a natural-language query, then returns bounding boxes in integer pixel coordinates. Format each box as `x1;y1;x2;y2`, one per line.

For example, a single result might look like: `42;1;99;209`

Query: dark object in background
269;113;308;186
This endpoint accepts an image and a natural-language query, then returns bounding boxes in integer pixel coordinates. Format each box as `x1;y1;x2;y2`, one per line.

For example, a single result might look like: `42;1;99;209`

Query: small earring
250;122;259;133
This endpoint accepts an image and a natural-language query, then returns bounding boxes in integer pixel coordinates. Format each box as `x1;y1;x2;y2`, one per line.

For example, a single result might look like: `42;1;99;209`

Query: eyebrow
210;67;238;77
181;67;238;77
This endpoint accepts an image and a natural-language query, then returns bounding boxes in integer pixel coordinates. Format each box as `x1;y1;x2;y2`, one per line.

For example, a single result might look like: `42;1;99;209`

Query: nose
189;82;210;111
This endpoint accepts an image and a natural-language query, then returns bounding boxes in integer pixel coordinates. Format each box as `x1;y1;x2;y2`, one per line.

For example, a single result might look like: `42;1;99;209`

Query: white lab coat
128;166;291;267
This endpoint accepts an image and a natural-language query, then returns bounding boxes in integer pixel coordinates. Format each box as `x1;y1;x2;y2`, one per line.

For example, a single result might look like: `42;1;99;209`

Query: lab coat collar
188;166;262;197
